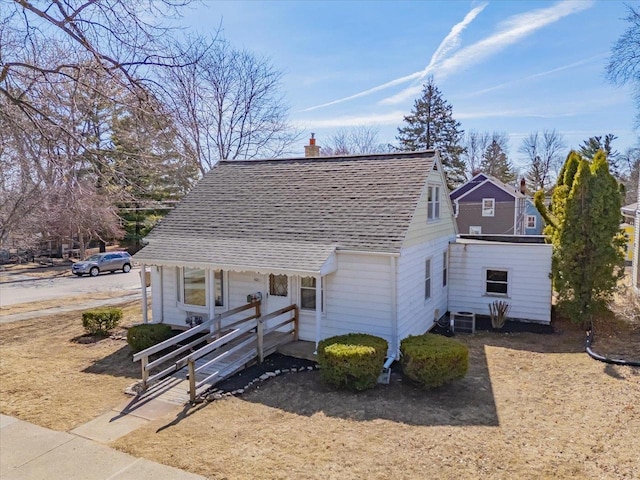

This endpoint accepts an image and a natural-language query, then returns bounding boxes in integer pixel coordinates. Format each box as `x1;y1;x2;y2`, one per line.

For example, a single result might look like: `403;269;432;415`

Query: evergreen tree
479;139;516;184
579;134;621;176
396;78;466;187
535;150;625;326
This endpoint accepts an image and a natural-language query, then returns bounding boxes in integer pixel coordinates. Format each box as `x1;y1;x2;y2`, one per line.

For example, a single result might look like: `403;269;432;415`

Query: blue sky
180;0;638;168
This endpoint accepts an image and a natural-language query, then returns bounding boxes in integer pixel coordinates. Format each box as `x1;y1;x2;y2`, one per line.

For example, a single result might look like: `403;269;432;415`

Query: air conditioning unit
451;311;475;334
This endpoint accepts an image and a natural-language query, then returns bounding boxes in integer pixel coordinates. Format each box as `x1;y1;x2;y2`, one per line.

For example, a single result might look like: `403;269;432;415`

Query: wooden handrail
133;319;213;362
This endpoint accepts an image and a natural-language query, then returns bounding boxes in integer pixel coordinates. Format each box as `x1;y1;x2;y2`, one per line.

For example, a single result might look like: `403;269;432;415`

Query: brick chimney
304;133;321;157
520;178;526;195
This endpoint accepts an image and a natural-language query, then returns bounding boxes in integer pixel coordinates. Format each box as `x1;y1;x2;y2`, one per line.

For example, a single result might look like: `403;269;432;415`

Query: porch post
314;275;322;351
208;269;216;334
140;263;148;324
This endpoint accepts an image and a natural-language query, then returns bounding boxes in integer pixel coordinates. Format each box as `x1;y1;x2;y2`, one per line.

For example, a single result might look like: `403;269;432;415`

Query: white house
134;150;458;357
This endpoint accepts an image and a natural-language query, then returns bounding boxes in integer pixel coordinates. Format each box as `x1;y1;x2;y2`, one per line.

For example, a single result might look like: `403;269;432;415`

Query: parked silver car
72;252;132;277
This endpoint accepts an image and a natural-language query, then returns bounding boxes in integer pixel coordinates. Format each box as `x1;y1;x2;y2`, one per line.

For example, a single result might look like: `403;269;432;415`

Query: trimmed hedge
82;307;122;336
317;333;388;391
127;323;174;353
400;334;468;388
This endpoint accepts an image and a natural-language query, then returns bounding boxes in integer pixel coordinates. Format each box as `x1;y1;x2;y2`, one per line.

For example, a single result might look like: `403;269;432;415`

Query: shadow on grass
239;345;499;428
82;344;139;378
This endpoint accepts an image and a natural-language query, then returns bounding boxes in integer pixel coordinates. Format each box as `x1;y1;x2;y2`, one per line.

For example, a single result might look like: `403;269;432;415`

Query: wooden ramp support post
141;357;149;390
188;359;196;403
257;318;264;363
294;306;299;341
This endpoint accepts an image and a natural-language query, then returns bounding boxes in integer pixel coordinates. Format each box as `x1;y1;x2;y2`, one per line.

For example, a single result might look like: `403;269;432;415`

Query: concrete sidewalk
0;414;206;480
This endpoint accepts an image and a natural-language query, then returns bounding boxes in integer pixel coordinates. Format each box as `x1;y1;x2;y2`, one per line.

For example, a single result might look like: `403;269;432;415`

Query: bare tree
607;5;640;127
321;126;391;156
462;130;490;177
518;129;566;192
163;38;300;174
1;0;193;153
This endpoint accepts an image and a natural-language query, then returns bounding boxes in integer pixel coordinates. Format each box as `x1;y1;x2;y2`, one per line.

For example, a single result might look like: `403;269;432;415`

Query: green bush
82;307;122;336
317;333;388;391
400;334;468;388
127;323;174;353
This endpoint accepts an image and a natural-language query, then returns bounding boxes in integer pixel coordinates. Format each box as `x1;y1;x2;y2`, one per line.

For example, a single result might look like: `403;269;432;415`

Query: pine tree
535;150;625;326
396;78;466;187
479;139;516;183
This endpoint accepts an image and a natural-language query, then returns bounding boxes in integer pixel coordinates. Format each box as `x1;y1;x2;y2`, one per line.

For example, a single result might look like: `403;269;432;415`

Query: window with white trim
485;269;509;296
482;198;495;216
214;270;224;307
427;185;441;221
469;226;482;234
182;267;206;307
300;277;317;310
442;251;448;287
526;215;537;229
425;258;432;300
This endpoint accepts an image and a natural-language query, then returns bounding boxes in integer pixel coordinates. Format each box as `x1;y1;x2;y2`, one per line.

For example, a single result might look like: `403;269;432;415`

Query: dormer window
428;185;441;221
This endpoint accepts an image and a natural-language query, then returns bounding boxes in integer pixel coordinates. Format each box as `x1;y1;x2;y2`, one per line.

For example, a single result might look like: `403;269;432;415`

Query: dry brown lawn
0;291;134;316
1;293;639;479
0;301;140;430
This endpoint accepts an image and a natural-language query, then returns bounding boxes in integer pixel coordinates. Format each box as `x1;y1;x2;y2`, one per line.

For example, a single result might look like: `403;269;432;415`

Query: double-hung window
526;215;537;229
427;185;441;221
482;198;495;217
300;277;317;310
425;258;432;300
485;269;509;296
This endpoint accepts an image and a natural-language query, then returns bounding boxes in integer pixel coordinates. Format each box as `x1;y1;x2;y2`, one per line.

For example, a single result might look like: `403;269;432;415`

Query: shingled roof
134;151;438;273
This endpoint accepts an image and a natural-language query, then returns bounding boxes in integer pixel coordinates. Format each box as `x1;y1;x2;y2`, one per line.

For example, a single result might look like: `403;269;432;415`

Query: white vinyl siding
449;241;552;323
403;169;458;248
397;235;452;342
298;253;393;348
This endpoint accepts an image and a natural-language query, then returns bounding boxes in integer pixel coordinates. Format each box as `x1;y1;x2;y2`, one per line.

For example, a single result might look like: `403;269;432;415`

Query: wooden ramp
132;302;298;405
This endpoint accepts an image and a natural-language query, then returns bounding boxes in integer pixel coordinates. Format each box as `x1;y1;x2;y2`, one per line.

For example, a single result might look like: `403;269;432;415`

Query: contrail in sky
299;2;487;113
381;0;595;105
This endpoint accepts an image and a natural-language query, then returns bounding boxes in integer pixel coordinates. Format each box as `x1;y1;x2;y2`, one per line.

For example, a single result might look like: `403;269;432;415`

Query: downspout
314;275;322;353
158;266;164;323
389;256;399;358
140;263;148;324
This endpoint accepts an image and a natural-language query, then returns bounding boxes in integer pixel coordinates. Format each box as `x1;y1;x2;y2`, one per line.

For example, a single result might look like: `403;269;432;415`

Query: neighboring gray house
450;173;537;235
134;150;458;357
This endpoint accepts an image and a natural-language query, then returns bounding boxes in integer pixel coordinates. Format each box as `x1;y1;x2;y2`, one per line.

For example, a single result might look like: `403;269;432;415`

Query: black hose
585;328;640;367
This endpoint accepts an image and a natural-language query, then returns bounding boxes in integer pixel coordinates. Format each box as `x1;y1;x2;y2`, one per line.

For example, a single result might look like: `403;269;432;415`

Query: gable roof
450;173;524;202
134;151;439;273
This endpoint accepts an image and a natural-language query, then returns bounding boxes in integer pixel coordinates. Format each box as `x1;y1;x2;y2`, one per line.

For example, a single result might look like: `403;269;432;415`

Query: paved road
0;268;143;307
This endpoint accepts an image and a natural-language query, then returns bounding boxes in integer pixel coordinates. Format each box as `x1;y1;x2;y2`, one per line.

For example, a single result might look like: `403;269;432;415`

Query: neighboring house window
482;198;495;217
427;185;441;220
469;226;482;234
442;251;448;287
300;277;317;310
485;269;509;296
183;267;206;306
269;274;288;296
527;215;537;229
425;258;432;300
214;270;224;307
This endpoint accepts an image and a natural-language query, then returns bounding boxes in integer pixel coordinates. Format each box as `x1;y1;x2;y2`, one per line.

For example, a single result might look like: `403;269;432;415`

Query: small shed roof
134;151;438;273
